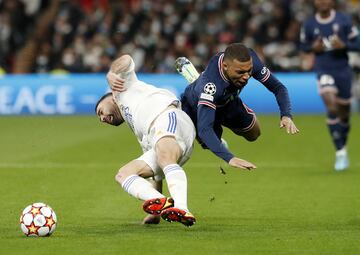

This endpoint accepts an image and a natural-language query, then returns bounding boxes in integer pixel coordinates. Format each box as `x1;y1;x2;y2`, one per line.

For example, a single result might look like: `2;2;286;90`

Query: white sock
121;175;164;201
163;164;188;212
336;147;347;156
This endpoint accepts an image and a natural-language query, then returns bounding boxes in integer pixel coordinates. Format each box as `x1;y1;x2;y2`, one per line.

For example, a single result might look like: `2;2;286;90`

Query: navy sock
339;120;350;146
327;114;344;151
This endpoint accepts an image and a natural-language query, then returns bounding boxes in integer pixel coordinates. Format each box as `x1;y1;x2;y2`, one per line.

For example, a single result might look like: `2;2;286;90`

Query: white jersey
113;75;179;145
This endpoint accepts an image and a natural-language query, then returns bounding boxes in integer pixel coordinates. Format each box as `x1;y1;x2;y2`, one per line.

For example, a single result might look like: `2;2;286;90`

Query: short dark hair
224;43;250;62
94;92;112;113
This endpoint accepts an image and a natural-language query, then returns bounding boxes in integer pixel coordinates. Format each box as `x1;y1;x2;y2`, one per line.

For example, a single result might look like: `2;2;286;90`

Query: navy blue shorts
181;97;256;148
317;67;352;100
215;97;257;133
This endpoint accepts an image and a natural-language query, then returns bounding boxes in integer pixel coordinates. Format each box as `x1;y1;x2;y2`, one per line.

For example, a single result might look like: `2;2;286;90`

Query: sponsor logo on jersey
260;67;270;82
261;67;268;75
203;82;216;95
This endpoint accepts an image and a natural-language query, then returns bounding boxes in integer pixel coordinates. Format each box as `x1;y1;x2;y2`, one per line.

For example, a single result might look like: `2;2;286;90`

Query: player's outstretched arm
228;157;256;170
106;71;127;92
280;116;299;134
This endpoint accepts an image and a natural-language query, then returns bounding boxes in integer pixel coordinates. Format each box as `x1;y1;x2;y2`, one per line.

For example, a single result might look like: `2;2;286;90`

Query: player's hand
330;34;346;50
312;37;325;53
106;71;127;92
280;116;299;134
229;157;256;170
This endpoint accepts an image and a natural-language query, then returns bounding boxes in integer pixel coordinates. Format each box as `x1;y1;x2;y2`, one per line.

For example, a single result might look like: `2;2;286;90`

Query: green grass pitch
0;115;359;255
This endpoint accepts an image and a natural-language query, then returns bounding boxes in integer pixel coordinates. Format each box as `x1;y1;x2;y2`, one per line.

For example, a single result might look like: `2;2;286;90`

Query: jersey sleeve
343;15;360;52
250;49;292;118
300;20;314;52
196;78;234;162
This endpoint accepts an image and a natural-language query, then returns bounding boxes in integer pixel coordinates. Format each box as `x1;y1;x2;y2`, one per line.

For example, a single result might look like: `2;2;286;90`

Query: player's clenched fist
106;72;127;92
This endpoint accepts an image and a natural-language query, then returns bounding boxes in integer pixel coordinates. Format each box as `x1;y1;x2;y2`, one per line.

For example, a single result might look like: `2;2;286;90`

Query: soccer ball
20;202;57;237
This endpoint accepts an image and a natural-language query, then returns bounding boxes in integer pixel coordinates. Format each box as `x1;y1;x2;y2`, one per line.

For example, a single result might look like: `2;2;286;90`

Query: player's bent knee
245;130;260;142
327;106;338;116
243;126;261;142
245;136;258;142
115;165;135;184
114;160;154;184
115;169;126;184
156;151;180;169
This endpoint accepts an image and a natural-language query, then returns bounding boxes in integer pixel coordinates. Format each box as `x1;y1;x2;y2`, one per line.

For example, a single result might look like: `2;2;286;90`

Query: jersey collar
315;9;336;24
218;53;229;83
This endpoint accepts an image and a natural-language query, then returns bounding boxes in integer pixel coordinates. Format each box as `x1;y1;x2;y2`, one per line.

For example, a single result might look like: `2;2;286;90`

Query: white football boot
334;147;349;171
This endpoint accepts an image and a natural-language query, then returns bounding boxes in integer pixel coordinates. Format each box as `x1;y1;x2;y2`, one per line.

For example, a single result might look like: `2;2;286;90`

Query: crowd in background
0;0;360;74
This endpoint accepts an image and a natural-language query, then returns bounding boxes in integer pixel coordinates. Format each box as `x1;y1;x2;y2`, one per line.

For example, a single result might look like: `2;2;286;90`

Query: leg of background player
337;101;351;147
336;100;351;170
321;92;348;171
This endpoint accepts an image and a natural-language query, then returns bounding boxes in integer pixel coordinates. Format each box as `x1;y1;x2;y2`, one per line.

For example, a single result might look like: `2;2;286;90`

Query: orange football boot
143;197;174;215
161;208;196;227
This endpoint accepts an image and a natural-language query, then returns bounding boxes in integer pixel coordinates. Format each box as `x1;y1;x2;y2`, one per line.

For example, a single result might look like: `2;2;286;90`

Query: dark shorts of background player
195;97;256;148
317;66;352;100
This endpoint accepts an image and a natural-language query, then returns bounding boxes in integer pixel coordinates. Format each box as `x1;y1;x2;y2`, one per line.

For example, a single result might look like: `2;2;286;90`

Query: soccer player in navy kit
300;0;360;171
180;43;299;170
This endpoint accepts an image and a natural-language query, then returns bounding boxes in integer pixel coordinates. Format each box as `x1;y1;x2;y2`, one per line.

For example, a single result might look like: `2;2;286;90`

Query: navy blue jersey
300;10;360;72
181;49;292;162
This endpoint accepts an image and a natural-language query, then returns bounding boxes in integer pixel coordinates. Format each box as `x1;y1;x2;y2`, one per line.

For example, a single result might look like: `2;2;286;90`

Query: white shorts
137;108;196;181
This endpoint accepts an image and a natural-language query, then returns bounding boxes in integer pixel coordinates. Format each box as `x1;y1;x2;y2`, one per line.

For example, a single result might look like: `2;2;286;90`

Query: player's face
223;58;253;88
96;96;124;126
314;0;333;13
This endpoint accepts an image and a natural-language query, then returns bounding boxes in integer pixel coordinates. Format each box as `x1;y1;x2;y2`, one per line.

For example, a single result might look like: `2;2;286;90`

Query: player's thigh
136;149;163;181
155;136;182;167
115;159;154;183
151;108;196;169
318;71;351;114
221;98;260;140
334;68;352;101
334;69;352;119
337;103;351;121
320;91;337;114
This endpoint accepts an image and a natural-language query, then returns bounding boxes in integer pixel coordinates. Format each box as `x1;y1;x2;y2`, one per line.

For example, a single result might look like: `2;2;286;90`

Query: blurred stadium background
1;1;360;255
0;0;359;74
0;0;359;114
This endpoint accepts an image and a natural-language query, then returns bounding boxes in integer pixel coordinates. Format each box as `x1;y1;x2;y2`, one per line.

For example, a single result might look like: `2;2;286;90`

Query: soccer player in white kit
95;55;196;227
